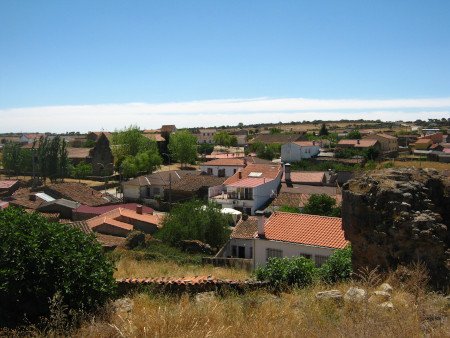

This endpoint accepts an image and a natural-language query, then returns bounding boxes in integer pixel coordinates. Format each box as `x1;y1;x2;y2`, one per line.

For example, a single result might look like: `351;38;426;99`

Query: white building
281;141;320;163
200;158;246;177
218;211;348;269
209;164;282;215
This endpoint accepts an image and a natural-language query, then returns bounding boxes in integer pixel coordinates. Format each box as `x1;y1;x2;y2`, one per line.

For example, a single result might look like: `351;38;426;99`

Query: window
218;169;226;177
146;187;151;197
237;187;253;200
153;187;161;195
248;247;253;259
238;246;246;258
233;169;237;174
315;255;328;266
207;168;213;175
266;248;283;261
231;245;237;257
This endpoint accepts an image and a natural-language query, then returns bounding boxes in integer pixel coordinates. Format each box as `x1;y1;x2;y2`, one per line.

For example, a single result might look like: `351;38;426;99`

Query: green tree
213;131;237;147
302;194;341;217
319;246;352;283
36;136;69;183
279;205;300;213
319;123;329;136
1;142;23;176
0;207;115;327
71;161;92;182
255;256;316;288
121;156;139;178
157;200;231;248
111;126;162;173
168;130;197;168
364;146;380;161
347;129;362;140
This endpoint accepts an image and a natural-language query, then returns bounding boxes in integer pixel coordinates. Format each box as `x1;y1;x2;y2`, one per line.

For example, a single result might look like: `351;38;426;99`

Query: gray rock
316;290;343;300
113;297;134;313
344;287;367;302
378;283;393;293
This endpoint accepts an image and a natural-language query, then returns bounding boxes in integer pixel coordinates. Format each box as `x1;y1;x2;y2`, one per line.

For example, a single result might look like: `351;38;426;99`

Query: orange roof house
219;211;348;268
86;207;163;237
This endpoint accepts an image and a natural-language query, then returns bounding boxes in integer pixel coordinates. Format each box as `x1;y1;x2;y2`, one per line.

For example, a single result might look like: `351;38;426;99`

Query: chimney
29;194;36;201
312;140;315;146
255;210;265;238
238;171;242;179
357;139;360;144
136;204;143;214
284;163;291;181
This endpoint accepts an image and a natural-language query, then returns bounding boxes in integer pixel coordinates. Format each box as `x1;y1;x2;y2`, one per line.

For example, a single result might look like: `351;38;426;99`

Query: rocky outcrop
342;168;449;288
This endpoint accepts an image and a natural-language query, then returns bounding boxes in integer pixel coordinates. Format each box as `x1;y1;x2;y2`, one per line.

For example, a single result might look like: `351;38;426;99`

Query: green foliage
319;123;329;136
70;161;92;181
1;142;33;175
364;160;377;170
269;127;282;134
198;143;215;155
346;129;362;140
213;131;238;147
250;141;281;160
319;246;352;283
82;139;96;148
36;136;69;182
168;130;198;168
112;126;162;175
255;256;316;288
364;147;380;161
335;147;364;159
157;200;231;248
290;160;358;172
279;205;300;213
302;194;341;217
0;207;115;327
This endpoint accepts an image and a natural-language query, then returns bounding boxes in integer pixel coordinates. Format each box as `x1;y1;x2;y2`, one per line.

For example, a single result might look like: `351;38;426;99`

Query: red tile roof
227;177;273;188
75;203;154;216
86;207;163;231
287;172;325;183
201;158;245;166
0;180;19;190
10;188;45;209
44;183;110;206
67;147;91;159
414;139;433;144
143;133;166;142
262;212;348;249
272;192;342;208
292;141;316;147
224;164;282;185
231;217;258;239
338;139;378;148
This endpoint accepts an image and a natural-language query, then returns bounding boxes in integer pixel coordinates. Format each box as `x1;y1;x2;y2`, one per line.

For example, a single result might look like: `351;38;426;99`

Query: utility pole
169;172;172;210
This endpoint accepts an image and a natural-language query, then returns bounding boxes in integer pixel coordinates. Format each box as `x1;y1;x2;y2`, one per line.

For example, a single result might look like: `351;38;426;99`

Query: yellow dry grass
75;283;449;338
114;255;251;281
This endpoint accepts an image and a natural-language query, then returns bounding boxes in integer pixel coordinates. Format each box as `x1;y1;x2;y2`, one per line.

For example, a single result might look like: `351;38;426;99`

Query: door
238;246;246;258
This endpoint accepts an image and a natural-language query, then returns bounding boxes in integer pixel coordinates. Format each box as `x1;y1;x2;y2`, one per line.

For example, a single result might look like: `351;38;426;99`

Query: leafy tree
121;155;139;178
71;161;92;182
251;142;281;160
347;129;362;140
213;131;237;147
1;142;24;176
237;122;244;129
302;194;341;217
168;130;198;168
364;146;380;161
319;246;352;283
269;127;282;134
198;143;215;155
157;200;231;248
255;256;316;288
319;123;329;136
111;126;162;173
35;136;69;183
0;207;115;327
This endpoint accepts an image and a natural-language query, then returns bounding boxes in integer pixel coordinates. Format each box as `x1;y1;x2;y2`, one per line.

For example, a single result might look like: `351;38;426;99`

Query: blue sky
0;0;449;132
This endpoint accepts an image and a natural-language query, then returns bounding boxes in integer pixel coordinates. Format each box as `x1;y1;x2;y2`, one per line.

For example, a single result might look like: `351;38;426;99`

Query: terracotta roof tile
227;177;273;188
201;158;245;166
44;183;110;206
0;180;19;190
10;188;45;209
231;216;258;239
75;203;154;216
262;212;348;249
86;207;163;231
273;192;342;208
224;164;282;185
170;175;226;192
338;139;378;147
287;172;325;183
143;133;165;142
67;147;92;159
292;141;316;147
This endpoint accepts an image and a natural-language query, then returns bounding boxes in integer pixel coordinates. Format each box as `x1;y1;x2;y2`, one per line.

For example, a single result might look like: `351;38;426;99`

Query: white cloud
1;97;449;132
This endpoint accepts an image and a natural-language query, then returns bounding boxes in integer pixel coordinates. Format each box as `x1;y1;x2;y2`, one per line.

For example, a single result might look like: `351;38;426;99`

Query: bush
255;256;316;288
0;208;116;327
125;230;146;249
157;200;231;248
319;246;353;283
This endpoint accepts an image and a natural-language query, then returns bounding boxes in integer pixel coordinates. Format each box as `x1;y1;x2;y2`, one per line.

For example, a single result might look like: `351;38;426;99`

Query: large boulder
342;168;449;288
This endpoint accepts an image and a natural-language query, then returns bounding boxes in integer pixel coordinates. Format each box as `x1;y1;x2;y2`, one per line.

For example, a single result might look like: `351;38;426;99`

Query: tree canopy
319;123;329;136
213;131;238;147
346;129;362;140
0;207;115;327
302;194;341;217
157;200;231;248
168;130;198;168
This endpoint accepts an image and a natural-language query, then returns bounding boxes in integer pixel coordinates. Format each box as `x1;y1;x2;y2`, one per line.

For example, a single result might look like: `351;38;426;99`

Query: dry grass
73;283;449;338
114;255;250;280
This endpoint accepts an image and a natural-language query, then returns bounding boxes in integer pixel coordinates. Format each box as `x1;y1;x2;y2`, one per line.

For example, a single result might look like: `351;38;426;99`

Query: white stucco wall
123;184;140;201
200;165;242;177
253;238;335;268
252;177;281;213
281;143;320;162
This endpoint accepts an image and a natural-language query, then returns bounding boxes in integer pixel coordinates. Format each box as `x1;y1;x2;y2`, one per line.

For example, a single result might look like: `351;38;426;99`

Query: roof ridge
273;211;342;220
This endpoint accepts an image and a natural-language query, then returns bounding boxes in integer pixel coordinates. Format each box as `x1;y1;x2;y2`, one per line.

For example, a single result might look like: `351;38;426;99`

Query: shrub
319;246;353;283
255;256;316;288
0;208;116;327
157;200;231;248
125;230;146;249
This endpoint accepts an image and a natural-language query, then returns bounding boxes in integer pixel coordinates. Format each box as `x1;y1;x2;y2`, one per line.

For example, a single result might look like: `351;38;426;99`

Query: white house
209;163;282;215
281;141;320;162
218;211;348;269
200;158;246;177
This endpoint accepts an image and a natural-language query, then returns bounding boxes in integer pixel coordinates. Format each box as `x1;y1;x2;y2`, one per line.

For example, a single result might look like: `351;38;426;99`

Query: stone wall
342;168;449;288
